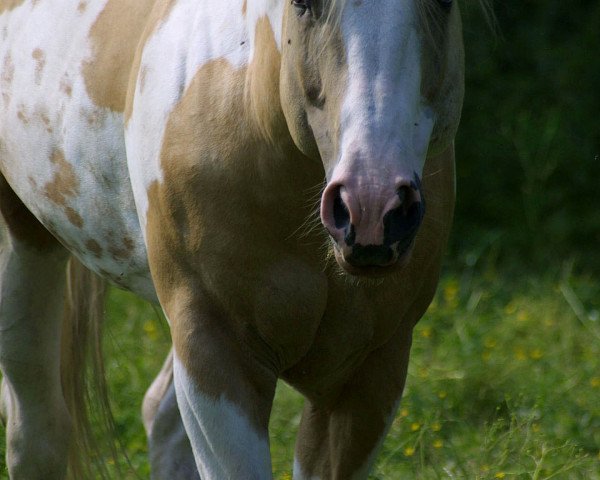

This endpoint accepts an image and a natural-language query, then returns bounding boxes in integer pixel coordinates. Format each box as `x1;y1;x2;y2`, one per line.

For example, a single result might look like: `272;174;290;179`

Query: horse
0;0;464;478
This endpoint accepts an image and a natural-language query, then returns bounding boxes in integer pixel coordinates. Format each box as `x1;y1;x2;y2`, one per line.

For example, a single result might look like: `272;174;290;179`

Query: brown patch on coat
0;0;26;14
2;53;14;85
43;148;84;228
0;173;59;250
85;239;102;257
83;0;158;112
1;53;14;107
77;1;87;13
32;48;45;84
242;0;247;16
124;0;177;123
16;104;28;124
39;109;52;133
60;75;73;97
108;237;134;260
83;106;104;126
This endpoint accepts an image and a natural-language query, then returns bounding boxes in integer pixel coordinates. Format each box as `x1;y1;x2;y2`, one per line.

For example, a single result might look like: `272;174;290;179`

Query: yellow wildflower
143;319;159;340
437;391;447;400
433;439;443;449
404;446;416;457
442;279;460;309
590;377;600;388
514;347;527;361
517;310;529;322
529;348;544;360
431;422;442;432
400;408;410;417
420;326;432;338
410;422;421;432
504;301;517;315
495;473;506;479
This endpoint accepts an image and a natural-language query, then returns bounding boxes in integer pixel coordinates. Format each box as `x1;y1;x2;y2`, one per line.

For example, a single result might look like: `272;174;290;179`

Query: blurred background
454;0;600;272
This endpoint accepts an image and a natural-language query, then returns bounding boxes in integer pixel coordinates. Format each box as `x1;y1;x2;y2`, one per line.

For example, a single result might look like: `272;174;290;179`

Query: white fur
335;0;435;180
173;354;272;480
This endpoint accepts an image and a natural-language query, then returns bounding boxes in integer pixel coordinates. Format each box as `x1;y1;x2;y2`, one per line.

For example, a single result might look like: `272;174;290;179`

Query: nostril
396;185;410;211
333;188;350;229
383;185;425;253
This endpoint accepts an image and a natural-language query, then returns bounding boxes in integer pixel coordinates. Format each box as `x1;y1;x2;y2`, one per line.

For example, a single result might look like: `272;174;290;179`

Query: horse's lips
332;242;414;277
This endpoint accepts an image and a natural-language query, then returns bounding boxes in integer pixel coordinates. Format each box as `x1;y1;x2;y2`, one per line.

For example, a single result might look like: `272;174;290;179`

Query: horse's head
280;0;464;275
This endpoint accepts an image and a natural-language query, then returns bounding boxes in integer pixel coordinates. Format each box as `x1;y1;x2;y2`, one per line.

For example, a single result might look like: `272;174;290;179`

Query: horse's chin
332;244;414;278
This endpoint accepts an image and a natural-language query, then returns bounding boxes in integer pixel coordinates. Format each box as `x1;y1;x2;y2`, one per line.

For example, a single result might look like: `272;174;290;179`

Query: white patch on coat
172;353;272;480
334;0;435;180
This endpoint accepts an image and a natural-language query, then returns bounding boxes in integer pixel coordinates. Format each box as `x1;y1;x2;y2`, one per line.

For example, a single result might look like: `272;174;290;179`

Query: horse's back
0;0;157;298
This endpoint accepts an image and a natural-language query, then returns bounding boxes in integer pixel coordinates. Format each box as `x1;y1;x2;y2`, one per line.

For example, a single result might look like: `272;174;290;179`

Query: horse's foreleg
293;327;413;480
143;348;200;480
169;308;278;480
0;179;71;479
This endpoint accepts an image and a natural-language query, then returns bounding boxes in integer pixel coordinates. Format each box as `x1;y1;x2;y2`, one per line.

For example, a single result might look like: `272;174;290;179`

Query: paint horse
0;0;464;478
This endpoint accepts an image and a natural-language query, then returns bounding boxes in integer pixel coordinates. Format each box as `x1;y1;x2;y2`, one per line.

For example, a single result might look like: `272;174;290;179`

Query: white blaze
336;0;435;178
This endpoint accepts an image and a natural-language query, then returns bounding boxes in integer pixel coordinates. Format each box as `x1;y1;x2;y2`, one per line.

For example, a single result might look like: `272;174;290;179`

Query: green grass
1;266;599;479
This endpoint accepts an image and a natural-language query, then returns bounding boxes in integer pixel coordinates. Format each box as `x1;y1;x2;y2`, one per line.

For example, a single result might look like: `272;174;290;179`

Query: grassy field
1;263;599;478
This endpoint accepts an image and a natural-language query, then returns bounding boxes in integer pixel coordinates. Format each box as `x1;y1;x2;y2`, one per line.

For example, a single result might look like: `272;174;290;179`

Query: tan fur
146;49;326;430
124;0;177;124
83;0;157;112
31;48;45;85
0;0;25;14
43;148;84;228
1;52;14;107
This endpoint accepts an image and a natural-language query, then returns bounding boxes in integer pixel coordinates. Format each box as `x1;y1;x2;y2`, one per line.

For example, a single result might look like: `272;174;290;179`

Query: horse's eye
292;0;312;16
438;0;453;10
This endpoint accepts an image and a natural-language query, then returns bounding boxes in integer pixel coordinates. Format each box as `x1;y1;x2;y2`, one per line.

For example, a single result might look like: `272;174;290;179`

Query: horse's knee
3;383;72;480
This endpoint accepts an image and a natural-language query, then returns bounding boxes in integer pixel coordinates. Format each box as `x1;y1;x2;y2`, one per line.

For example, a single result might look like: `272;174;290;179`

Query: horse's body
0;0;463;478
